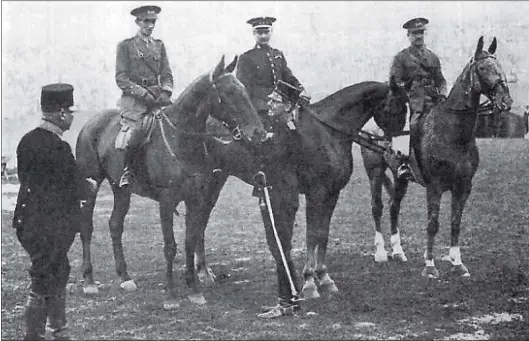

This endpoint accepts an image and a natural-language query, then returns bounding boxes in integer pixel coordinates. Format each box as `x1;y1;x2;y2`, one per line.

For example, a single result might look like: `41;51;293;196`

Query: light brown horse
360;37;512;277
75;56;266;308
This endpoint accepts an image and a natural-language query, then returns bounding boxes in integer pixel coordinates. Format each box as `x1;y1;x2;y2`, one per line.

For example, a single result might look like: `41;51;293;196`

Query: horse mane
311;81;386;114
165;73;212;127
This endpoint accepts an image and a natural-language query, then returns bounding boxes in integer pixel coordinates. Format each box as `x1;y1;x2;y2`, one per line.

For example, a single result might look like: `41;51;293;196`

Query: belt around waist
130;76;159;87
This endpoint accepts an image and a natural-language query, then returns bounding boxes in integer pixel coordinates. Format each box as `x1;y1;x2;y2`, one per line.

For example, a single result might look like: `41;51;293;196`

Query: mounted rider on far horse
389;17;448;180
114;5;174;188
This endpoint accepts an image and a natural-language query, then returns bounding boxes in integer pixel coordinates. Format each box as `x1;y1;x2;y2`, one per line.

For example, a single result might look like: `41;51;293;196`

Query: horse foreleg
442;182;472;277
194;171;228;286
312;193;340;296
109;186;136;290
159;189;179;309
366;166;388;263
389;177;409;262
302;196;320;299
80;181;102;295
422;183;442;278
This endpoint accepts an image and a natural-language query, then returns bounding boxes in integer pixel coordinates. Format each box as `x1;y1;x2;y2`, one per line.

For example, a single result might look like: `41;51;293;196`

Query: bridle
154;71;248;160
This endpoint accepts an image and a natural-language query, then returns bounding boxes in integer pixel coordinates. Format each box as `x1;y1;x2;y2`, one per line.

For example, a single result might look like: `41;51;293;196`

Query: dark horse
75;56;266;308
179;78;408;307
360;37;512;277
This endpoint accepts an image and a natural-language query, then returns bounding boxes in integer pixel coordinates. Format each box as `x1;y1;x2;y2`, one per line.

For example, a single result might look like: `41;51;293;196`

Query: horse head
373;76;408;136
207;55;267;145
470;36;513;112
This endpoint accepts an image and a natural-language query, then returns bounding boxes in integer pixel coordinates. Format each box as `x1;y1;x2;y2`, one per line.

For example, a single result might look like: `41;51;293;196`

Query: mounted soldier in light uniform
115;5;173;188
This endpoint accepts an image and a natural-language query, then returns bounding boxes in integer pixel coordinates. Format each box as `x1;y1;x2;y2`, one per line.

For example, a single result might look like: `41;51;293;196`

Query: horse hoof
188;293;207;305
392;252;408;262
163;299;180;310
120;280;138;291
452;264;470;277
83;284;99;295
374;250;389;263
301;285;320;300
421;266;439;278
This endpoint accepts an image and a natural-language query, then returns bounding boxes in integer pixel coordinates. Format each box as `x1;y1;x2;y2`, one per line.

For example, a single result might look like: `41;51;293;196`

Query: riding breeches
16;218;76;297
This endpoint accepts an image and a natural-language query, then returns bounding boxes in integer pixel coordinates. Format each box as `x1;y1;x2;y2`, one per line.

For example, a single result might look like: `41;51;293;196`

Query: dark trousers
16;220;76;297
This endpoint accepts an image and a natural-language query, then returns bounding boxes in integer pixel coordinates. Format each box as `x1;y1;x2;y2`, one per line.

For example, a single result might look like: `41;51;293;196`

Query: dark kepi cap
403;17;429;32
41;83;77;113
247;16;276;29
131;5;161;20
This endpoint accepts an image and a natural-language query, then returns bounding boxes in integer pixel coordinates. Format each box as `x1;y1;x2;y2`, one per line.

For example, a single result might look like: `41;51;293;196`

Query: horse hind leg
108;185;137;291
441;183;472;277
80;178;103;295
389;177;409;262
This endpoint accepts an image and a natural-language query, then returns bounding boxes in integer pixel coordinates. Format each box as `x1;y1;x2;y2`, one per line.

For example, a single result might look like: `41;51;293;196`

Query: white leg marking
374;232;388;262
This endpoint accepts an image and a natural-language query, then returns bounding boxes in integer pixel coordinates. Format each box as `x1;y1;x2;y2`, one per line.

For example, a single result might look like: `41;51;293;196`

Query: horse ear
488;37;497;54
226;55;238;73
475;36;484;59
211;55;226;81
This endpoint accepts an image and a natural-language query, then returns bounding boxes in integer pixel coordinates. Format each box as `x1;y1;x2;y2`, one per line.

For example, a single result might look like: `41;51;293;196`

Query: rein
155;72;243;160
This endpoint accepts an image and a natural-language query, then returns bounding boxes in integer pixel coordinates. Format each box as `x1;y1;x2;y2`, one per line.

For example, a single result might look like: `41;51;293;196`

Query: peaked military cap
403;17;429;32
131;5;161;20
247;16;276;29
40;83;77;113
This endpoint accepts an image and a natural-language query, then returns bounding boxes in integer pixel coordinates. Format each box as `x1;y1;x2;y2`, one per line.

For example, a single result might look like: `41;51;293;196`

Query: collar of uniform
255;43;271;50
38;119;64;137
409;45;427;56
136;33;153;45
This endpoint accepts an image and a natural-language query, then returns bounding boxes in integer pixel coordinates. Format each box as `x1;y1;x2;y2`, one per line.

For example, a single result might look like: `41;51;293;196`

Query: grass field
1;139;528;340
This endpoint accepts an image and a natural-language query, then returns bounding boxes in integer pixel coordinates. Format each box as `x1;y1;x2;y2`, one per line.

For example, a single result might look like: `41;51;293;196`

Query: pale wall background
2;1;528;163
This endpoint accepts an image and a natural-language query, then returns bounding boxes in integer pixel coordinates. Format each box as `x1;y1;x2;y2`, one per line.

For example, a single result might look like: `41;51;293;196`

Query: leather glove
156;91;172;107
143;92;157;108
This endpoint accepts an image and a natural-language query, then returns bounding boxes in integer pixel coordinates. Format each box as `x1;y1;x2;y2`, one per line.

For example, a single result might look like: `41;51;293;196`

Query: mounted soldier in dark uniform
115;5;173;188
389;17;447;179
236;16;309;133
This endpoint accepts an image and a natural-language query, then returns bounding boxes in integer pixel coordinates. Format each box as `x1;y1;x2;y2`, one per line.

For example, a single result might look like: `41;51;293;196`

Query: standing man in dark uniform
13;84;88;340
115;5;173;188
389;17;447;179
236;16;308;130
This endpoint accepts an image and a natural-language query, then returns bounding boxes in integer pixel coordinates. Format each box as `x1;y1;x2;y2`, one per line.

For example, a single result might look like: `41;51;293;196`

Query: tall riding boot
119;148;134;188
46;290;68;336
23;292;47;341
397;116;420;180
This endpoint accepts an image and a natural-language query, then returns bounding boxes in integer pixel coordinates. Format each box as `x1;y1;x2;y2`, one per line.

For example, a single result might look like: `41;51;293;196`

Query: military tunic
236;44;303;113
13;127;84;296
390;46;447;115
116;34;173;122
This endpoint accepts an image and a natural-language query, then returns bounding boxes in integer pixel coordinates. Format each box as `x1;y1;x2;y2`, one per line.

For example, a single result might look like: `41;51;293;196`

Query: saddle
114;109;160;150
